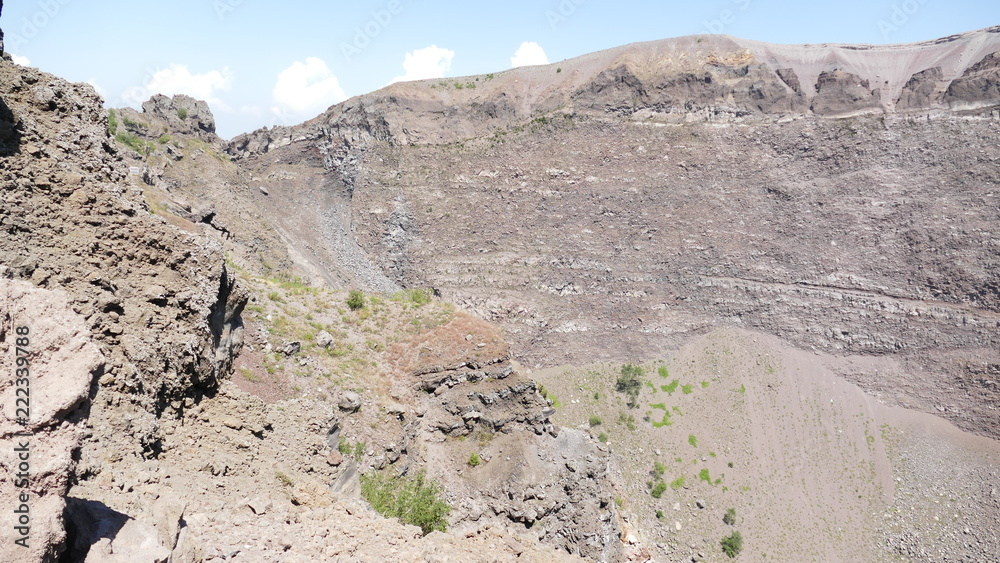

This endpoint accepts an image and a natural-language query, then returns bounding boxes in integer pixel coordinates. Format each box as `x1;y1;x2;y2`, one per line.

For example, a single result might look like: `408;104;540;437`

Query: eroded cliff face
220;29;1000;442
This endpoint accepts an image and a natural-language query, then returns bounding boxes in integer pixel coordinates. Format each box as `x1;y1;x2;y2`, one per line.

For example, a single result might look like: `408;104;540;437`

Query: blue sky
3;0;997;138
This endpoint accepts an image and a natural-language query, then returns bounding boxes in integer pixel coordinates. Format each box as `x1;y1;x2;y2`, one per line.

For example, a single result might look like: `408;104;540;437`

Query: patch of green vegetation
701;380;710;388
662;379;680;395
122;116;147;130
598;432;608;443
650;402;666;411
157;133;172;144
650;481;667;498
721;530;743;558
115;131;153;156
652;410;672;428
347;290;365;310
670;475;686;490
728;461;734;468
681;384;694;394
361;469;450;536
485;73;495;80
724;508;737;525
177;107;188;119
616;364;644;408
688;434;698;447
653;461;666;478
614;497;624;509
275;471;293;487
699;468;711;483
658;366;669;379
392;288;432;306
107;109;118;136
468;452;481;466
617;412;636;431
656;509;664;520
738;383;746;394
588;415;602;427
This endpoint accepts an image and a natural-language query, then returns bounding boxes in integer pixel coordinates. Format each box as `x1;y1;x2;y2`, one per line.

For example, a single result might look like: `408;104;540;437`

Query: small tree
468;452;481;466
721;530;743;558
347;290;365;310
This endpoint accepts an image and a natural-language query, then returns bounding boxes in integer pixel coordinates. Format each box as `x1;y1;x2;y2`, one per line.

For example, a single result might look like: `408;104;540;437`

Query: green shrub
589;415;602;427
658;366;669;379
598;432;608;442
337;438;351;455
347;290;365;310
662;379;680;395
616;364;644;408
468;452;481;466
177;107;188;119
650;481;667;498
670;475;686;490
688;434;698;447
361;469;451;536
115;131;151;156
699;468;711;483
353;441;365;460
721;531;743;558
656;509;664;520
653;461;666;478
724;508;737;526
681;384;694;394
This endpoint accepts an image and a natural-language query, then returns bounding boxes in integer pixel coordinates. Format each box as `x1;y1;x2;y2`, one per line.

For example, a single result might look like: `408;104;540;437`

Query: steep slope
224;28;1000;442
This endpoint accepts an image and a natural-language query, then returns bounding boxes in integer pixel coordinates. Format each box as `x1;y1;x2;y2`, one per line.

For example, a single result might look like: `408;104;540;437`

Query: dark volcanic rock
945;51;1000;108
141;93;217;137
896;67;944;109
811;69;881;115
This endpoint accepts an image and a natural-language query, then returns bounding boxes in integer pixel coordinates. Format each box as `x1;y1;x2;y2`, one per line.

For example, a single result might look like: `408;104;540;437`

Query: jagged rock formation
0;34;248;563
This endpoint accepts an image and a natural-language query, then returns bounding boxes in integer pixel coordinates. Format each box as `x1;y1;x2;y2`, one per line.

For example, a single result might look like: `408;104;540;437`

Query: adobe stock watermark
340;0;404;64
213;0;246;22
4;0;73;52
878;0;929;40
704;0;752;35
547;0;588;30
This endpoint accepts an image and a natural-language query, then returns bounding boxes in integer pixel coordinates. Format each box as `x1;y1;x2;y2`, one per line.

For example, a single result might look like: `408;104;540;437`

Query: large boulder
0;279;104;563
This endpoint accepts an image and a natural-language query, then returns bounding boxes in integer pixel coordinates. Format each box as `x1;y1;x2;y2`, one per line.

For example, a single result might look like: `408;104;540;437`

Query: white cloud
391;45;455;84
510;42;549;68
271;57;347;120
121;64;234;108
10;54;31;66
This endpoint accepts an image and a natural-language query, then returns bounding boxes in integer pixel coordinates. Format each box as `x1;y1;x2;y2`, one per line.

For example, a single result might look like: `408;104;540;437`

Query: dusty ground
533;328;1000;562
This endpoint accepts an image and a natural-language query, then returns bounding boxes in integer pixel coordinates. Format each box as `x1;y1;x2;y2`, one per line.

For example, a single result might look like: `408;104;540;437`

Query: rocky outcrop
0;41;248;561
896;67;944;109
944;51;1000;109
134;93;218;139
0;279;104;563
810;69;881;115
